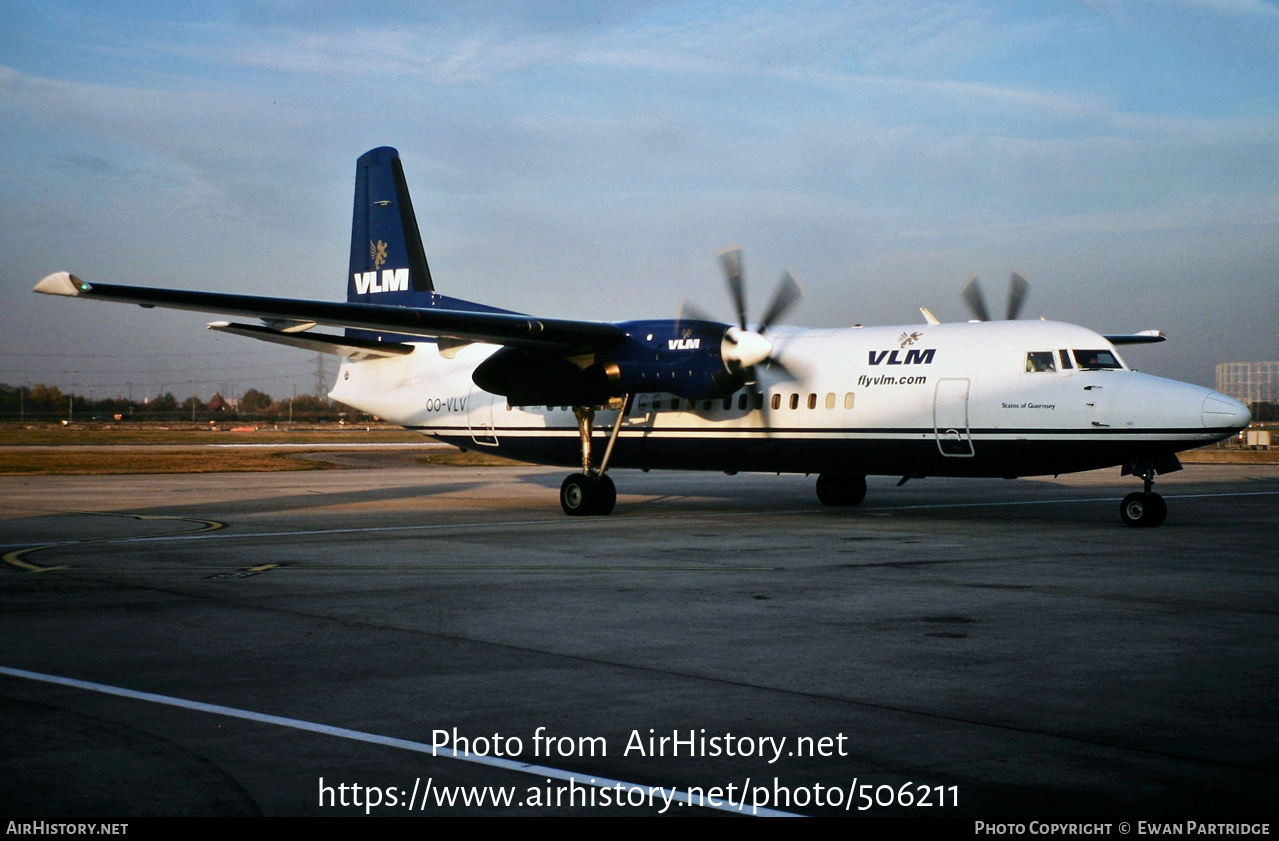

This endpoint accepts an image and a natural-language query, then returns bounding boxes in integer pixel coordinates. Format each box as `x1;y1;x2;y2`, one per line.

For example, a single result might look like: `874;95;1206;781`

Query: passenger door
934;378;974;457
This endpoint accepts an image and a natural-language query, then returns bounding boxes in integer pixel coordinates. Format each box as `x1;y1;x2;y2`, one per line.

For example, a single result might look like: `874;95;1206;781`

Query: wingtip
34;272;88;297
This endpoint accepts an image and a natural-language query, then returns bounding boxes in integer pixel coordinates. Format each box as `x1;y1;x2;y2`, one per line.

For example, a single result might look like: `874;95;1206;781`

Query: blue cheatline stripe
408;424;1218;439
0;665;799;817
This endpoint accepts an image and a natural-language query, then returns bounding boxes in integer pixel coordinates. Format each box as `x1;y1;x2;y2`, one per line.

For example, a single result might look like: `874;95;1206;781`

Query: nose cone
1202;393;1251;431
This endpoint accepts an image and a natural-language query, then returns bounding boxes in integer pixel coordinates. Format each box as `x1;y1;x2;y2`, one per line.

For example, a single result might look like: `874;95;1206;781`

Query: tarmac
0;459;1275;817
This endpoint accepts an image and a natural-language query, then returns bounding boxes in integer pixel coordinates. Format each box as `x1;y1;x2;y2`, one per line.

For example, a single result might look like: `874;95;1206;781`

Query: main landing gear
816;473;867;507
1119;461;1170;528
560;473;616;517
560;399;627;516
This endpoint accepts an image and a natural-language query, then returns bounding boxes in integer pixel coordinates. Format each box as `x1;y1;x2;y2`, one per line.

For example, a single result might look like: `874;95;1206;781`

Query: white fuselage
330;320;1248;479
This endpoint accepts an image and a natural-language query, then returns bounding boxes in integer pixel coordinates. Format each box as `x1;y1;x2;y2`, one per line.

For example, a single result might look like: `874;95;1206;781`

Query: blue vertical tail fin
348;146;434;307
346;147;517;342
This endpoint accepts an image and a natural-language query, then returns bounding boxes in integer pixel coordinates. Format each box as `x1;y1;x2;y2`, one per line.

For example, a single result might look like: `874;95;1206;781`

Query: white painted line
865;490;1279;512
105;489;1279;545
0;665;799;817
207;443;447;449
6;490;1275;552
126;518;577;543
98;510;773;545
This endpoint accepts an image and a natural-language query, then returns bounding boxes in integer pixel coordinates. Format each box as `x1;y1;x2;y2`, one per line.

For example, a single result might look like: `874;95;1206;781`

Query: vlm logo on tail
868;348;936;365
351;238;410;294
353;268;410;294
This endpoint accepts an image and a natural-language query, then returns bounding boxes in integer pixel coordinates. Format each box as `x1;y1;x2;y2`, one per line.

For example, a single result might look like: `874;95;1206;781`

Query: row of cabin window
516;393;857;413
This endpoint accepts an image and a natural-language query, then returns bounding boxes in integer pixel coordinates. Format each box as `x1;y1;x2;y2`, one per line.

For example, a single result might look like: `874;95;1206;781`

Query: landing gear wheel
816;473;867;506
560;473;616;516
1120;492;1167;527
561;474;597;516
595;474;617;515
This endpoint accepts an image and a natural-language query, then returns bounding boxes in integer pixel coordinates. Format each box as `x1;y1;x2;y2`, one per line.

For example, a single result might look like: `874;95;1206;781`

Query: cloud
3;2;1278;389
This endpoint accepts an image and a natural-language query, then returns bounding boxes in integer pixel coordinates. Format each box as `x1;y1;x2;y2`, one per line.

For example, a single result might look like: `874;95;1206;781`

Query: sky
2;0;1277;403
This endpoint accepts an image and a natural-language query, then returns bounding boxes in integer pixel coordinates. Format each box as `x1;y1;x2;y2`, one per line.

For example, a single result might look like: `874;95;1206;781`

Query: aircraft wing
205;322;416;359
33;272;626;352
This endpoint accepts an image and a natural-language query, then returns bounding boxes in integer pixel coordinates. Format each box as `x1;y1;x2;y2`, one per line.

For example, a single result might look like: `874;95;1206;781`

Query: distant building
1216;362;1278;420
204;392;234;412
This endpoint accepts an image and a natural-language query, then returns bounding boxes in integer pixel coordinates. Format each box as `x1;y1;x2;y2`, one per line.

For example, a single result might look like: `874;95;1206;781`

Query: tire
595;474;617;515
1120;492;1166;527
560;474;617;516
560;474;598;516
1145;492;1167;527
816;473;867;506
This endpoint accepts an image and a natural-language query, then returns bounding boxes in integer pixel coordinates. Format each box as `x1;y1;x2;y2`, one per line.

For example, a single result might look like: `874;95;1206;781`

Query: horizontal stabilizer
1104;330;1167;345
207;322;415;359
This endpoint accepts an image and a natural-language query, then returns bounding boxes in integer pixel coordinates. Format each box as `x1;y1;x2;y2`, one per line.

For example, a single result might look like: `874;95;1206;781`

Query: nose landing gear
1119;458;1177;527
1120;490;1166;527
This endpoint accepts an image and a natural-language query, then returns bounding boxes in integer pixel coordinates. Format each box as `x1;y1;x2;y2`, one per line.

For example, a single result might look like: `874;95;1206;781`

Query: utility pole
313;353;328;399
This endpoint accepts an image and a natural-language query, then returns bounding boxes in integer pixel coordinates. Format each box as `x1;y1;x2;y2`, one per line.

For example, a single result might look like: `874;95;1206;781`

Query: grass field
0;422;527;474
0;422;424;446
0;449;339;475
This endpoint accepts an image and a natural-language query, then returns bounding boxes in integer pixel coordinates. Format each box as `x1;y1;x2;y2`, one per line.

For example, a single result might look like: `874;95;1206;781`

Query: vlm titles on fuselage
34;146;1251;526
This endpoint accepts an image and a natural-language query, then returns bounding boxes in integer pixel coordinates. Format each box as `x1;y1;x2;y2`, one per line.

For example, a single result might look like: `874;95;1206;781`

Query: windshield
1072;349;1123;370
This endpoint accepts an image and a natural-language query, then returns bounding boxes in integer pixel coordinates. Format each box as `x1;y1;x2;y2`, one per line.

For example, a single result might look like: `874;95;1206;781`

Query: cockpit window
1072;349;1123;370
1026;351;1056;373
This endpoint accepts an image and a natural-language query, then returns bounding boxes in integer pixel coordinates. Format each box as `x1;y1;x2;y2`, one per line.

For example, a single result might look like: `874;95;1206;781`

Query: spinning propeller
960;272;1031;321
681;247;803;385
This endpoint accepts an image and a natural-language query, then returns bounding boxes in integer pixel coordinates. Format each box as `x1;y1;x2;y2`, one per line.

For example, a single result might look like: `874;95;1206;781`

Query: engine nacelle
472;319;737;406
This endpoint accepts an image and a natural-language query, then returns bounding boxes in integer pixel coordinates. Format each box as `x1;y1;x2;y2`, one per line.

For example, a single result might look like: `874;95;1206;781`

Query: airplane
34;146;1251;527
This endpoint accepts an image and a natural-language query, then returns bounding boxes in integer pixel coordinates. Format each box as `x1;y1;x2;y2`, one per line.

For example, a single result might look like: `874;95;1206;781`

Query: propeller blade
960;275;990;322
757;270;804;333
719;246;748;331
748;358;798;440
761;355;798;382
675;299;718;329
1006;272;1030;320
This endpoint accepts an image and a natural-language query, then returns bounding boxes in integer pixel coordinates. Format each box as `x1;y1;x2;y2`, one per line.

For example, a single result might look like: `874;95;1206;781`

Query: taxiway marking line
2;513;225;572
0;665;798;817
866;489;1279;511
37;489;1279;547
5;491;1274;559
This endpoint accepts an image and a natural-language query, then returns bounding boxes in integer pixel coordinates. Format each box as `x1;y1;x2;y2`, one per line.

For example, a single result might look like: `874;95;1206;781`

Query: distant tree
95;395;134;417
143;392;179;414
290;394;339;421
179;396;203;419
26;384;65;413
238;388;274;416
